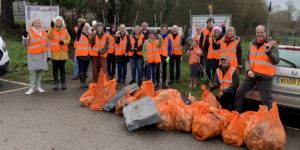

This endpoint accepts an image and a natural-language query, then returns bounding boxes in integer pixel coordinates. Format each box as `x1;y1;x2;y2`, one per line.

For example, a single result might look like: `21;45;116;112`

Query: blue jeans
73;55;79;77
117;62;127;82
169;55;181;82
146;63;158;84
130;57;143;82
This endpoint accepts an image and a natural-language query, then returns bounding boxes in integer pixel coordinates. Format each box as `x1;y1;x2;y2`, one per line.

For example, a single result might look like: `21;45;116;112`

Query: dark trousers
117;62;127;82
235;75;273;112
92;56;108;82
206;59;219;81
106;53;116;78
52;60;66;83
169;55;181;82
77;57;90;76
146;63;158;84
198;56;205;79
190;64;199;79
156;55;167;83
129;57;143;83
217;91;236;110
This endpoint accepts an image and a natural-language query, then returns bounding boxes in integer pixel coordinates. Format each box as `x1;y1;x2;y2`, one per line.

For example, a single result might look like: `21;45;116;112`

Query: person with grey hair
234;25;280;112
90;22;109;82
22;18;51;95
48;16;71;90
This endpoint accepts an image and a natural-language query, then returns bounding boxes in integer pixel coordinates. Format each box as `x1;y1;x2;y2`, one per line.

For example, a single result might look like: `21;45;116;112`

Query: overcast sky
271;0;299;10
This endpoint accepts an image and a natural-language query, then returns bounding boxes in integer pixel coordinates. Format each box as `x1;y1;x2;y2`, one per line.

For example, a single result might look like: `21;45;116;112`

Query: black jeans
217;91;236;111
52;60;66;82
169;55;181;82
106;53;116;78
156;55;168;83
234;75;273;112
77;57;90;76
206;59;219;80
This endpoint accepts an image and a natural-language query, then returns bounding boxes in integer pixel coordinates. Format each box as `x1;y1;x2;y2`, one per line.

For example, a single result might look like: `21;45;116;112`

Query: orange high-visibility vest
75;34;91;56
169;34;183;55
193;33;201;45
159;36;169;57
207;37;222;59
217;66;236;89
145;39;161;63
129;34;144;56
115;35;127;56
27;27;48;54
50;27;68;52
91;33;108;57
202;27;213;46
107;33;115;54
220;38;240;68
188;47;201;65
249;41;276;77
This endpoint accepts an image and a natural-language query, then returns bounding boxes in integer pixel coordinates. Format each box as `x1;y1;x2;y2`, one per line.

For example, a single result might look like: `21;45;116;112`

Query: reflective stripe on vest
75;35;91;56
249;42;276;76
107;33;115;54
169;34;182;55
91;33;108;57
207;37;222;59
220;39;239;68
129;34;144;56
115;35;127;56
27;27;48;54
146;40;161;63
159;37;169;57
217;66;236;89
50;28;68;52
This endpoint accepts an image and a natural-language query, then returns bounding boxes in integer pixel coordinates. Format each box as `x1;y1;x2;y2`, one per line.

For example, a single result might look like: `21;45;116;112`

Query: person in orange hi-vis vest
22;18;51;95
156;24;172;88
168;25;185;85
115;24;131;84
193;25;202;45
90;22;109;82
186;39;202;88
235;25;280;113
106;24;117;80
142;30;161;88
71;18;86;80
48;16;71;90
209;54;240;110
129;25;145;86
220;26;243;69
75;21;92;88
204;25;226;81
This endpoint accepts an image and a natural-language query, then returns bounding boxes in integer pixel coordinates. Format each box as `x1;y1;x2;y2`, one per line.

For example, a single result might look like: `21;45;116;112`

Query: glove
59;41;64;45
22;31;28;38
216;91;224;98
165;56;170;63
47;58;51;62
51;21;55;28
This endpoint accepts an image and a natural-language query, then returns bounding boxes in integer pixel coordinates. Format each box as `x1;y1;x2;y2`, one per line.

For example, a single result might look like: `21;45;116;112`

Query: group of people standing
21;16;279;113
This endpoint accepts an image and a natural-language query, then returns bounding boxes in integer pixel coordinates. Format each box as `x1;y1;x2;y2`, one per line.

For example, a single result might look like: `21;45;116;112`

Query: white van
0;36;9;76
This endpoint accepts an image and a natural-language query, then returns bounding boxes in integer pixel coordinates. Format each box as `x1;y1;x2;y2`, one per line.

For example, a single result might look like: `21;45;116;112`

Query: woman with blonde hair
22;18;51;95
48;16;71;90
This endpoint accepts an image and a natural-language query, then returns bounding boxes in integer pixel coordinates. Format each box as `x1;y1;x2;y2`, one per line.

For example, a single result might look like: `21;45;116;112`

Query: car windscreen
277;48;300;68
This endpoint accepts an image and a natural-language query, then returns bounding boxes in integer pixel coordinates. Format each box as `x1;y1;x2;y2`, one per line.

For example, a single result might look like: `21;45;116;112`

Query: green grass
1;36;73;83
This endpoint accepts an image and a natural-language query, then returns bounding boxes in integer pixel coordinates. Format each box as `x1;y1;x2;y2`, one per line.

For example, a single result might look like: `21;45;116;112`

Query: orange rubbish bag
79;83;97;107
245;103;286;150
240;111;256;136
115;90;137;115
200;84;222;109
174;104;193;132
192;103;223;140
156;102;177;131
222;112;246;147
133;80;155;99
209;107;234;130
90;70;117;111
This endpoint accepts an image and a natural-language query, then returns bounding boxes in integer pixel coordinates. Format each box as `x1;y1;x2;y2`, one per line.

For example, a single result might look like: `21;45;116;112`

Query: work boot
61;72;66;90
129;80;136;84
82;73;88;88
79;74;87;88
72;75;78;80
193;78;197;88
189;78;193;88
168;81;174;86
53;73;58;90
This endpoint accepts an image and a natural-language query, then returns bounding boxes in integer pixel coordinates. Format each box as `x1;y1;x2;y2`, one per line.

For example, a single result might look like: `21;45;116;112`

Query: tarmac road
0;79;300;150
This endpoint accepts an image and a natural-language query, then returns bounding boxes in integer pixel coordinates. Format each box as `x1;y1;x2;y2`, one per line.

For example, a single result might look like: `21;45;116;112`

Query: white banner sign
25;6;59;30
190;14;232;37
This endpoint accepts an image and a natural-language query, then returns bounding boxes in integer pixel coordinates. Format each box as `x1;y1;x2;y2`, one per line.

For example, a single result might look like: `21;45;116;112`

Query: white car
245;45;300;109
0;36;9;76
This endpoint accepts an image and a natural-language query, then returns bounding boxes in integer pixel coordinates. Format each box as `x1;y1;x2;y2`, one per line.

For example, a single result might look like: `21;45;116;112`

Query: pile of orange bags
79;70;117;111
244;103;286;150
